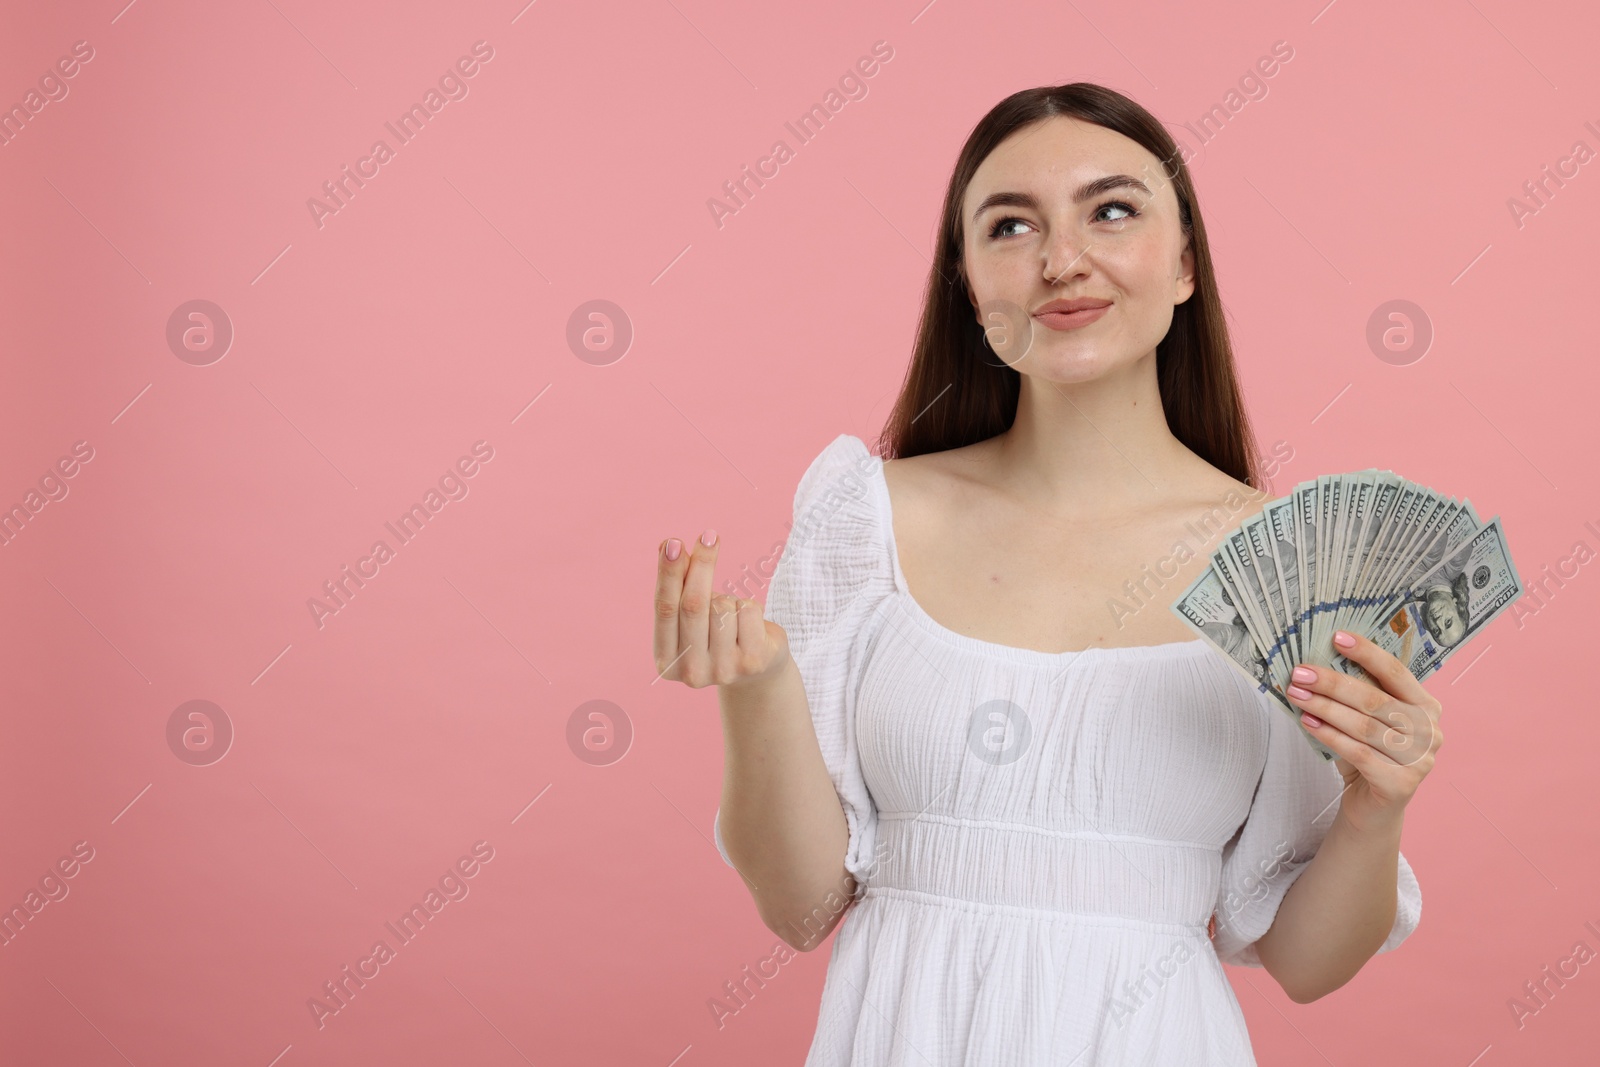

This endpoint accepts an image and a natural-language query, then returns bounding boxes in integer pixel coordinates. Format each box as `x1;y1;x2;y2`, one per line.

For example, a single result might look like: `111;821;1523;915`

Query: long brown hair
874;82;1264;491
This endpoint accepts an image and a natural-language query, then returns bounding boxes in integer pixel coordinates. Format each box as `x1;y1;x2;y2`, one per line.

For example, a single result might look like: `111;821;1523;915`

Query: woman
652;83;1438;1065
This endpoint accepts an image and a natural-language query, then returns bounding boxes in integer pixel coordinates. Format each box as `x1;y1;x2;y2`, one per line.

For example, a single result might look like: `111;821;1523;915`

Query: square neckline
855;435;1207;666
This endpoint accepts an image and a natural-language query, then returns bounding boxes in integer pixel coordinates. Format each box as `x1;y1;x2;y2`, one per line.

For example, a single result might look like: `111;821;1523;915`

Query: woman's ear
1175;239;1197;305
958;264;978;313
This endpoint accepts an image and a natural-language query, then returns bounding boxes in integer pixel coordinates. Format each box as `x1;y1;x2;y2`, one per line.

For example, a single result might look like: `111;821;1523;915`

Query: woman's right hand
654;530;790;690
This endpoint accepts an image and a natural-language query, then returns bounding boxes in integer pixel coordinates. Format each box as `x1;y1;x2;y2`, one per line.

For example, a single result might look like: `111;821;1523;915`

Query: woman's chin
1013;347;1139;385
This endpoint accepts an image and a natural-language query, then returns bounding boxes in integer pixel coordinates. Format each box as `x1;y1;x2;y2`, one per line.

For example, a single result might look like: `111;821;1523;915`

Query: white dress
713;433;1422;1066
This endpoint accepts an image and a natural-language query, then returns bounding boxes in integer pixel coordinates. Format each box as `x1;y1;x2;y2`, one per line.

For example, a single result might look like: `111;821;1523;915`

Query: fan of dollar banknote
1170;470;1524;761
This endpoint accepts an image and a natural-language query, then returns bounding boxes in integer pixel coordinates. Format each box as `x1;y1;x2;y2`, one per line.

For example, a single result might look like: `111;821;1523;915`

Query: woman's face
960;115;1195;380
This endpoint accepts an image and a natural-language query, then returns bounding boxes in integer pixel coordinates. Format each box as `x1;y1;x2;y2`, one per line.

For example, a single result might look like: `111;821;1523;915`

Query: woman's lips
1032;304;1110;330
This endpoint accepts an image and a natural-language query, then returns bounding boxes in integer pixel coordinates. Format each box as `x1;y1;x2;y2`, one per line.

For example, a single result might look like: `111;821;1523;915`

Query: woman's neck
987;350;1202;515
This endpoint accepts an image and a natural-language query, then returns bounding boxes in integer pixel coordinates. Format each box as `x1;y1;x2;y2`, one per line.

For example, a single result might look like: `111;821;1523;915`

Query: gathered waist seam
876;811;1221;852
861;885;1211;934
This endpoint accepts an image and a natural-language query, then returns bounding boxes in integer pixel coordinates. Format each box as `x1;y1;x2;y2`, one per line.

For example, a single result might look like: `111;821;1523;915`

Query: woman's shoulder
784;434;890;567
771;435;896;631
797;433;990;537
1163;445;1272;523
880;436;1000;516
797;433;877;490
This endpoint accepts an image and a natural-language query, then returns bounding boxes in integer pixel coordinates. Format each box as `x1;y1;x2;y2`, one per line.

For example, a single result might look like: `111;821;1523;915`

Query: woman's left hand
1284;629;1443;832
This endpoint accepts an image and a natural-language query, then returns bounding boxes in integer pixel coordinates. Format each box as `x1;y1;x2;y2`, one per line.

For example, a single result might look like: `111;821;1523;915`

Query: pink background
1;0;1596;1063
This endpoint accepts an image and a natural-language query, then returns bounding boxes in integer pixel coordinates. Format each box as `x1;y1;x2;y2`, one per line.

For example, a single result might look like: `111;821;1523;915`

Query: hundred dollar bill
1244;510;1294;687
1365;516;1523;680
1321;472;1376;665
1288;479;1322;679
1326;492;1477;680
1171;565;1337;761
1393;500;1484;594
1311;473;1345;667
1214;534;1276;669
1323;474;1400;674
1265;497;1303;678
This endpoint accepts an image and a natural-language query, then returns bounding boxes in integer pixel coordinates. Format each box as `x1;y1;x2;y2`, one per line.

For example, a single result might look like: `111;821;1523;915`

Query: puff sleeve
1211;690;1423;967
712;434;889;897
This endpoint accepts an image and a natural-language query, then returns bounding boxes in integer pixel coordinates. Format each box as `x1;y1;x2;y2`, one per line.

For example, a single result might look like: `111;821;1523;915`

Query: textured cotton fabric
713;433;1422;1066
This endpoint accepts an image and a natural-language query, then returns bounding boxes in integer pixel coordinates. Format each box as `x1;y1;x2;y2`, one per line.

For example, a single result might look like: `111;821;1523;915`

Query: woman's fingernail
1334;631;1355;648
1287;684;1312;700
1300;712;1323;728
665;538;682;561
701;529;718;547
1292;666;1316;684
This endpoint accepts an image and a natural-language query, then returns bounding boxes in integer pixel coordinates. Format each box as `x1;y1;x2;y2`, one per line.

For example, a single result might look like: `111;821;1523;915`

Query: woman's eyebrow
970;174;1154;222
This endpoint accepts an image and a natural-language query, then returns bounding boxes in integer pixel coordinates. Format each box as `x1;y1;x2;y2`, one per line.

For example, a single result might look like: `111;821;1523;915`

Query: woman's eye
987;201;1140;239
1097;200;1140;223
987;216;1029;239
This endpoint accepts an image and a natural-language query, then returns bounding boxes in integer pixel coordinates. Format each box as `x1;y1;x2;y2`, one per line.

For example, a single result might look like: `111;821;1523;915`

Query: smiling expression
960;115;1196;379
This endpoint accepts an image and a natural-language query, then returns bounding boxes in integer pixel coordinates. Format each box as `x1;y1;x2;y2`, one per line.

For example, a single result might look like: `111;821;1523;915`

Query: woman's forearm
718;654;856;951
1254;806;1403;1002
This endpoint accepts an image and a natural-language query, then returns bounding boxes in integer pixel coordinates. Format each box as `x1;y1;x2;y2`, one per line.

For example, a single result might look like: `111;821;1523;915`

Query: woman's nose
1042;233;1093;284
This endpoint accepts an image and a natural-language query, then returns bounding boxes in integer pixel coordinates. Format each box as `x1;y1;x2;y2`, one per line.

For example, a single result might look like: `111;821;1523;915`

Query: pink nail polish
1291;666;1316;684
665;538;682;561
701;529;718;547
1334;631;1355;648
1287;684;1312;700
